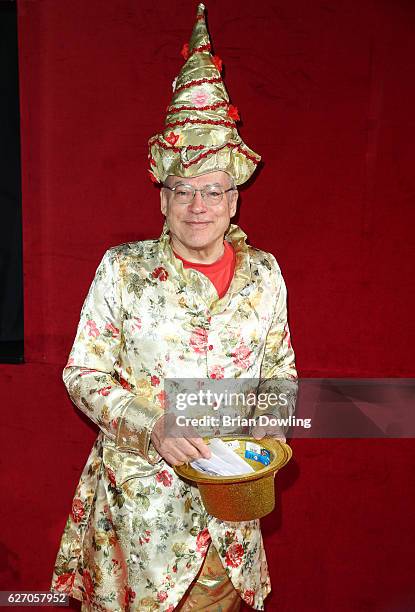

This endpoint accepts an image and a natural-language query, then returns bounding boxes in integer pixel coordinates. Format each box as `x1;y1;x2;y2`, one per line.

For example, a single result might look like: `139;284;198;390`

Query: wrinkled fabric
175;542;241;611
50;223;297;611
148;4;260;185
175;239;235;298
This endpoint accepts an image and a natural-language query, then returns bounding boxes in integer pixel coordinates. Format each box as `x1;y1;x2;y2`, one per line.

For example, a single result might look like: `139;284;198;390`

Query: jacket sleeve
62;248;163;464
255;256;298;433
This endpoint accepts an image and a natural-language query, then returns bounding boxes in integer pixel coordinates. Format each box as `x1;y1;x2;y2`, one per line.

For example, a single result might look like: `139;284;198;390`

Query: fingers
252;425;266;440
163;452;187;467
252;426;286;443
185;436;211;459
178;437;207;461
155;436;210;466
180;424;211;459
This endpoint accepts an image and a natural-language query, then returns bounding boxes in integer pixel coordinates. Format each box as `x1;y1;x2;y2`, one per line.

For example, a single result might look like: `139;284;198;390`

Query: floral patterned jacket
50;223;297;611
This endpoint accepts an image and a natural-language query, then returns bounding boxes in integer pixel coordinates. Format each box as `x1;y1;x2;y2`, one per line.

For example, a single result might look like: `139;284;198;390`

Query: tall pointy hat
148;3;261;186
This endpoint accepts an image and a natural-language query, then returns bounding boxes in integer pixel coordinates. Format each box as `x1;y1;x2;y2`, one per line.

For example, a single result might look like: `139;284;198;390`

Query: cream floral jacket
50;223;297;611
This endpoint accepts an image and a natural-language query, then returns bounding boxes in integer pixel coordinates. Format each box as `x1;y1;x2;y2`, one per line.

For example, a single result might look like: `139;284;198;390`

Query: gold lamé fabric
148;4;261;186
175;543;242;611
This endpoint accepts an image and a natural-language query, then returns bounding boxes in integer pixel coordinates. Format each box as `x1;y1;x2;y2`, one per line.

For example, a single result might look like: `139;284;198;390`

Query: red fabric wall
1;0;414;609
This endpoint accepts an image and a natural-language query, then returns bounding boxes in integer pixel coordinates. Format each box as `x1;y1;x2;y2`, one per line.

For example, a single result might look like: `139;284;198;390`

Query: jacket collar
158;221;252;310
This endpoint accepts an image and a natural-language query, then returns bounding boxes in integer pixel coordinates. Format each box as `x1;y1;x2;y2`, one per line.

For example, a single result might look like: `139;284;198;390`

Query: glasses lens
204;187;223;205
174;186;194;203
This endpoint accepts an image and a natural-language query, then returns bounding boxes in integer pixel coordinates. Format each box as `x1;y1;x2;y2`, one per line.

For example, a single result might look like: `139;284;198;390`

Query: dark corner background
0;0;23;364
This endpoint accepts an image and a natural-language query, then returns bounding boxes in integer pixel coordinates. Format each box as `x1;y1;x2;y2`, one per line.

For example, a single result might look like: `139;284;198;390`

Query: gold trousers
175;542;241;611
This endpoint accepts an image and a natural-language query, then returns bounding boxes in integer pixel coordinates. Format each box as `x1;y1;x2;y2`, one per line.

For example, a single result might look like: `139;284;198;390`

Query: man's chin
183;241;212;251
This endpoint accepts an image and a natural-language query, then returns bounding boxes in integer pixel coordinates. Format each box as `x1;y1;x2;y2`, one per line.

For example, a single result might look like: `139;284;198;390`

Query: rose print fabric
50;223;297;611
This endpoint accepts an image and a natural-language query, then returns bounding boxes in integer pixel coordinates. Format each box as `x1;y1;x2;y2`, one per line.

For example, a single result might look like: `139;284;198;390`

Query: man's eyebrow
170;181;224;188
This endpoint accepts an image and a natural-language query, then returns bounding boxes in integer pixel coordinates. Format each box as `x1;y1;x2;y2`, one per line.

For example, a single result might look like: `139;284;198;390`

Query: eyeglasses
163;183;235;206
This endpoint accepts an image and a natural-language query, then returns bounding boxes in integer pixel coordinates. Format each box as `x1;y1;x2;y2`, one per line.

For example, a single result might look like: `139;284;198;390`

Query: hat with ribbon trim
148;3;261;186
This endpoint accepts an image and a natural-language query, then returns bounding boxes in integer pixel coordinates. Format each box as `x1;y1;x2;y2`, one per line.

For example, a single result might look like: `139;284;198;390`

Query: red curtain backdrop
1;0;414;609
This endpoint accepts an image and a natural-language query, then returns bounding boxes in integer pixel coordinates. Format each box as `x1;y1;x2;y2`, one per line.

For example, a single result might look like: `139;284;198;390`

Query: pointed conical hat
148;3;260;186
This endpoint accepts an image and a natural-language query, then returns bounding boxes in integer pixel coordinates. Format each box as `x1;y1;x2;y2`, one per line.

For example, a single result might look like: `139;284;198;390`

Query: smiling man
51;4;297;611
161;172;237;263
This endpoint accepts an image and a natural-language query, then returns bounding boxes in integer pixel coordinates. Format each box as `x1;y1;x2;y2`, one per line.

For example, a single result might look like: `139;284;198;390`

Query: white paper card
191;438;255;476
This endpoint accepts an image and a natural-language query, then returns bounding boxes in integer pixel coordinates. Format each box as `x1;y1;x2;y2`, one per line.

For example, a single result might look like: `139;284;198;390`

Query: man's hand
151;414;212;466
251;414;286;443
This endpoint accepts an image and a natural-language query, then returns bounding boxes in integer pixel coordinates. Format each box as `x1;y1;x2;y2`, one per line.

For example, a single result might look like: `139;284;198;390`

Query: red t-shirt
174;241;236;298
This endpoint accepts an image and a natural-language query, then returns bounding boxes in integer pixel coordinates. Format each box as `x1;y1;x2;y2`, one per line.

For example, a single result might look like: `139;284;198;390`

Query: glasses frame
163;183;236;205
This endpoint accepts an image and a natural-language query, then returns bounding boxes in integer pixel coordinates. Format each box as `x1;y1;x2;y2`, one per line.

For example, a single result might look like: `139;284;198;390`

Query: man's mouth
185;221;212;226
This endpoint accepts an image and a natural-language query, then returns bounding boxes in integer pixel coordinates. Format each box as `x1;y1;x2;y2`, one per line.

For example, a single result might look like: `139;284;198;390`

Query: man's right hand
150;414;211;466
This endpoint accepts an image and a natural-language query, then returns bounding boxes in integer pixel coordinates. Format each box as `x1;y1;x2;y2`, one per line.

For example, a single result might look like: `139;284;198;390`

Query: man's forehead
167;172;231;185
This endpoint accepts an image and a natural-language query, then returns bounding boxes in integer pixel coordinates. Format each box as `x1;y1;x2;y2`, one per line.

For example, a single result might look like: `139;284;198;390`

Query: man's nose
188;190;208;212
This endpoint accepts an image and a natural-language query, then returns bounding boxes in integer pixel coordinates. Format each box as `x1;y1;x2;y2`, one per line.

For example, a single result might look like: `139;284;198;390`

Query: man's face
160;171;238;254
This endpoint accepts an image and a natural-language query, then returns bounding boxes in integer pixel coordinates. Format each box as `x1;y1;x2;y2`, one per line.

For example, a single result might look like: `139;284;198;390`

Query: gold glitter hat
148;3;261;186
174;437;292;521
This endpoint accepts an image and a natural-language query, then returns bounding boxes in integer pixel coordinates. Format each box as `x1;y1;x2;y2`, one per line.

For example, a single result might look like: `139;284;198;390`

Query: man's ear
160;187;168;216
229;190;239;218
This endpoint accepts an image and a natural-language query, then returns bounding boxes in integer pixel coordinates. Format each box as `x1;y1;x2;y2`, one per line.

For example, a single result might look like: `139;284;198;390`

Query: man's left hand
251;414;286;443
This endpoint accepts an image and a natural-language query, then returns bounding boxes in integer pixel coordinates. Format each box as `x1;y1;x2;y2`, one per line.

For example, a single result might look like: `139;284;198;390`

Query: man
51;4;297;611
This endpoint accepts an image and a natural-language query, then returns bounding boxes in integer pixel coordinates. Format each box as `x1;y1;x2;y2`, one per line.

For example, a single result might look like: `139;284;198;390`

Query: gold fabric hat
148;3;261;186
